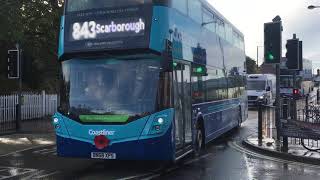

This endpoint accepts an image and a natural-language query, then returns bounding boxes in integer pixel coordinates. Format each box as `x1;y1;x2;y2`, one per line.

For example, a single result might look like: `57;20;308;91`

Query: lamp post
308;5;320;10
256;45;264;69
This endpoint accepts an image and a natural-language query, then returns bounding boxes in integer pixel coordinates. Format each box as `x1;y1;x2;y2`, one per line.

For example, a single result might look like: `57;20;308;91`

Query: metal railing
258;95;320;152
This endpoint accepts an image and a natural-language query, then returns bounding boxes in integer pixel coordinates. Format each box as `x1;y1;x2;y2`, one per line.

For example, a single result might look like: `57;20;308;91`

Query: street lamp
256;45;264;69
308;5;320;10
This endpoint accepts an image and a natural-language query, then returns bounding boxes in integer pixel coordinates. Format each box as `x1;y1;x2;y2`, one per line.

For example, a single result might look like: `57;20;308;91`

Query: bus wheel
194;125;204;156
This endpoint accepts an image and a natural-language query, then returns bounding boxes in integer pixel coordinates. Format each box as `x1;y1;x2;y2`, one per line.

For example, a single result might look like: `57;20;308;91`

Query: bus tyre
194;126;204;156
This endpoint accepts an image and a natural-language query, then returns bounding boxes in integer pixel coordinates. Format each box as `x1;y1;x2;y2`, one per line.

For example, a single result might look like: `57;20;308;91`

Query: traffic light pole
275;64;281;144
16;43;22;131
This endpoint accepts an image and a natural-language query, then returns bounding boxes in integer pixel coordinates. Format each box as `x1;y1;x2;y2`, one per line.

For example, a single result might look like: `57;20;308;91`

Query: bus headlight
53;118;59;124
157;118;164;125
53;117;60;129
258;96;264;100
149;116;168;135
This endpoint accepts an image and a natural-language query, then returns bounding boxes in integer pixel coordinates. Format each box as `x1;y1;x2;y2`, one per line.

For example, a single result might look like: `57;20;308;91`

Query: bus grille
248;96;258;101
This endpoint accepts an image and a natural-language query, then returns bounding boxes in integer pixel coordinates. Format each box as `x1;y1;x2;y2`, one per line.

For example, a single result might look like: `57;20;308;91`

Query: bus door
173;61;192;150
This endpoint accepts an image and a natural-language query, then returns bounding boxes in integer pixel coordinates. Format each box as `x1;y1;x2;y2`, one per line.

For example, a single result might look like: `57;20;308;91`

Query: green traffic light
196;67;203;73
267;53;274;61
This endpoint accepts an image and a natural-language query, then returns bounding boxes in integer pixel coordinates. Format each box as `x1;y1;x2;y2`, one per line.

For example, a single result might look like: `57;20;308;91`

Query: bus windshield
60;55;166;122
67;0;146;12
247;81;266;91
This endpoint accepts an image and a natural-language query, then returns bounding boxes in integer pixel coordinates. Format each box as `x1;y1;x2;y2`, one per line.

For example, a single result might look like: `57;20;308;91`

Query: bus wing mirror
266;86;271;91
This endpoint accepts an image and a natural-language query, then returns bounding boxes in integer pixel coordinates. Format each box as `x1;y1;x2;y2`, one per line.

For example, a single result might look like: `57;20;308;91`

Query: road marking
0;145;52;157
121;153;214;180
20;170;59;180
32;147;56;155
0;166;37;180
117;172;155;180
34;171;59;179
184;153;212;165
140;173;162;180
229;141;320;169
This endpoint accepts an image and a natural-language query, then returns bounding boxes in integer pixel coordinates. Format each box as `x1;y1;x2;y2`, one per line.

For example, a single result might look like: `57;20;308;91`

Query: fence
0;91;58;133
259;96;320;152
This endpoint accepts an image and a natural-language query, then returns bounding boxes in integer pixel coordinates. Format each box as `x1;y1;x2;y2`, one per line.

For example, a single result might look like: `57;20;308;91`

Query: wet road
1;111;320;180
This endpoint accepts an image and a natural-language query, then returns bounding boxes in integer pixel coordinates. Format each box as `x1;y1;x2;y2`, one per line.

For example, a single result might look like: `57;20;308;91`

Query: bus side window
188;0;202;23
172;0;188;15
202;8;215;32
216;18;225;39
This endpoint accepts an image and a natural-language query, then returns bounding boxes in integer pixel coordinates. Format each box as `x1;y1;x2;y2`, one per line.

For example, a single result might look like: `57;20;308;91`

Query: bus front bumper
56;127;174;161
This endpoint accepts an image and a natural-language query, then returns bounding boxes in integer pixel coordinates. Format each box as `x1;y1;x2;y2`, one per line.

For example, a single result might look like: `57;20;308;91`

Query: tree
0;0;64;93
246;56;258;74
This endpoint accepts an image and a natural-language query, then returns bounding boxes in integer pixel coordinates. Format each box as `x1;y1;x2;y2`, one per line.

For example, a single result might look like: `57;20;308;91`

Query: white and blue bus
53;0;247;161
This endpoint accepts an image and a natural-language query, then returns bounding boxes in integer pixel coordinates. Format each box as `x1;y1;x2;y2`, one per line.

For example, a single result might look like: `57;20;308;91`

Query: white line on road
0;166;37;180
0;145;53;157
33;148;56;155
121;153;214;180
184;153;213;165
229;141;320;169
117;172;155;180
33;171;60;179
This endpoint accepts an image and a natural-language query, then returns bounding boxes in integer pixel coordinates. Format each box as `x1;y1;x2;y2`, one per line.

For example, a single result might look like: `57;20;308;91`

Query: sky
208;0;320;71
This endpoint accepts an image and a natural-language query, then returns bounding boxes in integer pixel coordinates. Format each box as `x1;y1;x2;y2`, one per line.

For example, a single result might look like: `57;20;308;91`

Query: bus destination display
63;5;152;54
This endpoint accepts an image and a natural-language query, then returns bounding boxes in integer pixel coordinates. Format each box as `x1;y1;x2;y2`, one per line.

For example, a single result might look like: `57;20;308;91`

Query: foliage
246;56;259;74
0;0;64;94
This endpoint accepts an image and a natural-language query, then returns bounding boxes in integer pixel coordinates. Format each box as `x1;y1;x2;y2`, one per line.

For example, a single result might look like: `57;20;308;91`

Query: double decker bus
53;0;247;161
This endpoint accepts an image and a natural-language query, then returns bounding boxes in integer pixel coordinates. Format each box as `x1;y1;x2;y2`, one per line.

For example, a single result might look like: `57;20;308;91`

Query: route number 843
72;21;97;40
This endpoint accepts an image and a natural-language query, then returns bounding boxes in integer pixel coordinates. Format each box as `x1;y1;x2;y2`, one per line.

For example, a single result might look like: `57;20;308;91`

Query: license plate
91;152;116;160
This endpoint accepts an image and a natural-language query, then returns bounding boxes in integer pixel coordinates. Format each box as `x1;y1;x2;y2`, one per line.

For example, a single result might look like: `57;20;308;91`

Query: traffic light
192;64;207;76
7;50;19;79
264;22;282;64
293;88;300;98
285;39;299;70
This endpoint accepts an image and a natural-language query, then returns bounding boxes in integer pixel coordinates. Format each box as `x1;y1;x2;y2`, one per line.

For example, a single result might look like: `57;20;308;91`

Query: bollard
305;94;309;120
282;136;288;153
291;98;297;120
317;89;320;105
15;104;21;131
282;98;288;119
258;103;263;146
